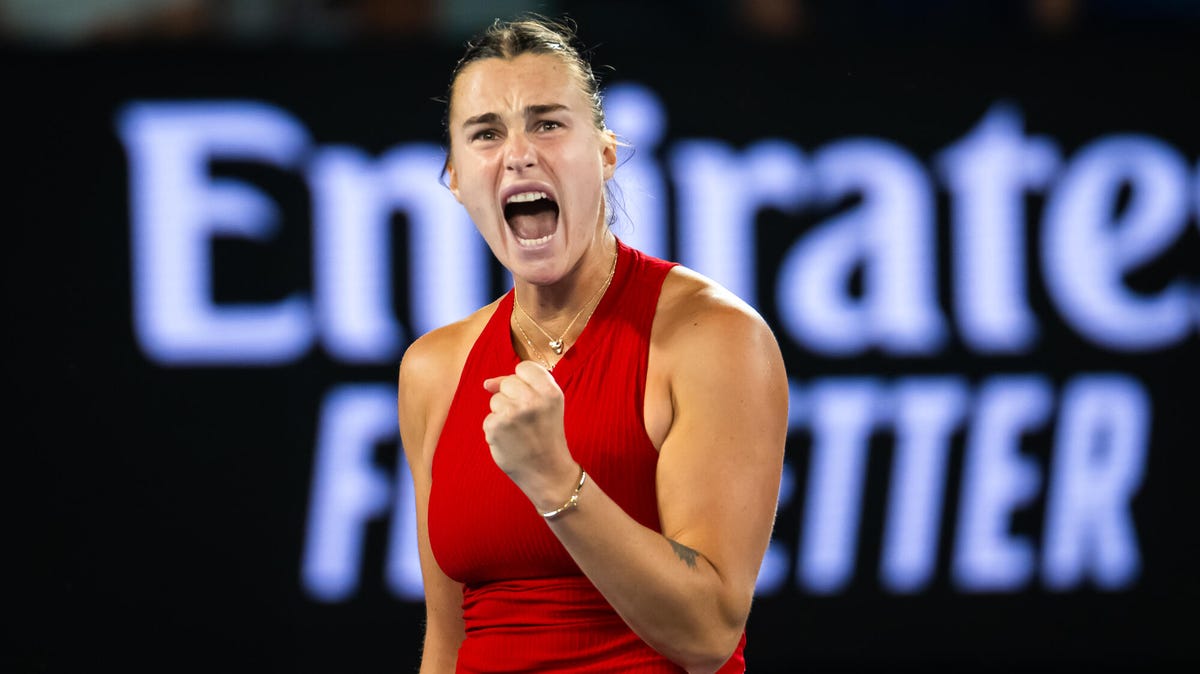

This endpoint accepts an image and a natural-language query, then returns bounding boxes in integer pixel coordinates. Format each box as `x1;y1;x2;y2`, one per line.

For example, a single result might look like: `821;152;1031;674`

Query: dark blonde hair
441;16;625;225
442;16;607;141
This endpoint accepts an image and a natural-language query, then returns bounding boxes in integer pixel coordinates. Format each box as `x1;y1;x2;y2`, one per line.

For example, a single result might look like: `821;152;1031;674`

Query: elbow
681;656;733;674
640;578;752;673
674;628;744;674
660;609;746;674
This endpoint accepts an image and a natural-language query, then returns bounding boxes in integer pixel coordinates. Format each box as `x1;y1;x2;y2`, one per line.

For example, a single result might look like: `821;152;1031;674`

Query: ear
600;129;618;181
446;159;462;203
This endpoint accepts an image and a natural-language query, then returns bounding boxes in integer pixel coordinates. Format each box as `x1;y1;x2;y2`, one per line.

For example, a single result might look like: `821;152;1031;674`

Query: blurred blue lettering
1042;375;1148;590
115;96;1181;601
938;104;1059;353
386;453;424;600
604;83;670;259
309;144;486;362
118;101;314;364
302;385;399;601
1042;136;1194;350
776;139;946;356
880;377;969;593
953;376;1051;591
797;379;883;593
670;139;810;311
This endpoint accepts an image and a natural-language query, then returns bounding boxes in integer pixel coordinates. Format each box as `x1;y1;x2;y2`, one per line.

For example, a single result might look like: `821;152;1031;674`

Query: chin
510;256;567;287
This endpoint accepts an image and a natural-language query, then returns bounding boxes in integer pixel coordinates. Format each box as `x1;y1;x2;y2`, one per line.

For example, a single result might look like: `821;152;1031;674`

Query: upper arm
398;336;466;670
654;281;789;624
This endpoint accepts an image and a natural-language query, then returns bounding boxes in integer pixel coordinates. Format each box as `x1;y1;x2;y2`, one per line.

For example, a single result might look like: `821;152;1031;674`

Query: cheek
455;164;496;209
563;146;605;189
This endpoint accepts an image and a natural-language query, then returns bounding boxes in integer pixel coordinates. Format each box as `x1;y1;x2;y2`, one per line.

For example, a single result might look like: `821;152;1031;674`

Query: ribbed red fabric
428;240;746;673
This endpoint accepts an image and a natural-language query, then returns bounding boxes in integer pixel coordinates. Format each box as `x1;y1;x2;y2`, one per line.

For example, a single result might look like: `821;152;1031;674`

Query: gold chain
513;245;618;356
513;314;554;371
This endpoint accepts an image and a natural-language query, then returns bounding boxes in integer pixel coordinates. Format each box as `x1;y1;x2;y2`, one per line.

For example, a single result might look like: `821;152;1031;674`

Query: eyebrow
462;104;570;129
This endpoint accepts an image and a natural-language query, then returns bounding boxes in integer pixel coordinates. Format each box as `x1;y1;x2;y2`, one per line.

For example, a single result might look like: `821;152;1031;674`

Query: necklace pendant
548;339;564;355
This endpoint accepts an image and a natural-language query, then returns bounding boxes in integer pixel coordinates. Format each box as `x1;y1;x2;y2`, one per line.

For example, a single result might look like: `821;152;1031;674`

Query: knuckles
482;366;566;466
513;360;546;379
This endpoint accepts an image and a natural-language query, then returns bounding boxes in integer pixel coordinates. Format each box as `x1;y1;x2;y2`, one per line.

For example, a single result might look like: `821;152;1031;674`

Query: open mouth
504;191;560;247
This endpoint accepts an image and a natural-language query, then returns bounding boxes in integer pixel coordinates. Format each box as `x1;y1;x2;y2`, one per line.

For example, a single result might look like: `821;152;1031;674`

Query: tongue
506;201;558;240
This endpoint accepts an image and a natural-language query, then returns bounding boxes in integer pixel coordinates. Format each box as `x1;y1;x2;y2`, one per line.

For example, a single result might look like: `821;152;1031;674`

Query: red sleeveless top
427;240;746;673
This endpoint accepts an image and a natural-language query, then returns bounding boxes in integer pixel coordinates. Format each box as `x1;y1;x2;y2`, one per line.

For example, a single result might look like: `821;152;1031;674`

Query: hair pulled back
443;16;607;140
441;16;625;226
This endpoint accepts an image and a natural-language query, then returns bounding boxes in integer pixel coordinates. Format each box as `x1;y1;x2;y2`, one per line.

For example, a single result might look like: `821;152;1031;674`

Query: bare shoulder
654;265;780;359
398;300;502;467
398;304;492;391
650;265;788;434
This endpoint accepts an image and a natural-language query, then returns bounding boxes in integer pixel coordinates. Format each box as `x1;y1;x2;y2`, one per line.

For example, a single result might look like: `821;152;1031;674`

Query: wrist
526;460;585;515
539;467;587;520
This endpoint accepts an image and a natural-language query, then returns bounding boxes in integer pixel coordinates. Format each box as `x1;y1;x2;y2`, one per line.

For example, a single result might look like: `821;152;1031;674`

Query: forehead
449;52;584;123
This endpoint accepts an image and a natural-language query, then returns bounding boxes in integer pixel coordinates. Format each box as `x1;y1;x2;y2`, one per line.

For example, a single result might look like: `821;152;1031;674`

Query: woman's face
446;53;617;286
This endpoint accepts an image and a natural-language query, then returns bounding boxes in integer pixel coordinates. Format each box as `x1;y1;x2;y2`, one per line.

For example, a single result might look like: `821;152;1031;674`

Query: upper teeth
506;191;548;204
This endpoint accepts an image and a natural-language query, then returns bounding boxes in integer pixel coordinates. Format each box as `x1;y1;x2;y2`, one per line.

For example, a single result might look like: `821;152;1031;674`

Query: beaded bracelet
540;469;588;520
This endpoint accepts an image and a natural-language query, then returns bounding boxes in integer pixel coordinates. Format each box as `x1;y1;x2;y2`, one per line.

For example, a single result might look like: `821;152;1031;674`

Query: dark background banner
12;17;1199;674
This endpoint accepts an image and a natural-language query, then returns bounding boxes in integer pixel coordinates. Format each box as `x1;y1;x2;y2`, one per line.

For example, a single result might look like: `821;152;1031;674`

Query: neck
510;235;617;366
513;234;617;327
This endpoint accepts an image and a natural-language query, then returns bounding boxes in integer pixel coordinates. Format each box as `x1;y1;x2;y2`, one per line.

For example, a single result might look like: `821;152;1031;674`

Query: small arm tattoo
669;539;700;569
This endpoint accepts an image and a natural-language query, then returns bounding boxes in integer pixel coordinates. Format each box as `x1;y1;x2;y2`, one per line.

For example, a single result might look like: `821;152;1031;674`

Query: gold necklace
513;246;618;356
513;315;555;371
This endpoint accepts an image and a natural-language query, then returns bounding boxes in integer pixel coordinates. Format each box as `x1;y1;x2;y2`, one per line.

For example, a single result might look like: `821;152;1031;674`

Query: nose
504;131;536;172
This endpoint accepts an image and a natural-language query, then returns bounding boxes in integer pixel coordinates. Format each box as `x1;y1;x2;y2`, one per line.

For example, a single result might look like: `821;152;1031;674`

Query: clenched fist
483;360;582;512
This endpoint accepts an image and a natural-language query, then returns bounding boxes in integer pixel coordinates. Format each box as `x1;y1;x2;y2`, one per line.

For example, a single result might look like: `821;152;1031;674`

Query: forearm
540;473;747;673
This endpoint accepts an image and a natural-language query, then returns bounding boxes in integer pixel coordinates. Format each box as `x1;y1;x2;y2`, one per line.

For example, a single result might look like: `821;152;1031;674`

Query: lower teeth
517;233;553;246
